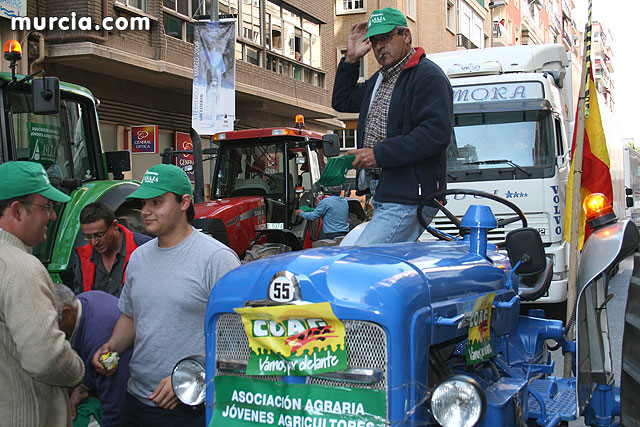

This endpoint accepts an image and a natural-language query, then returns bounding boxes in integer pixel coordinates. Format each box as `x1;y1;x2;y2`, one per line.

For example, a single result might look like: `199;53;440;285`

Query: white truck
424;44;625;319
624;146;640;226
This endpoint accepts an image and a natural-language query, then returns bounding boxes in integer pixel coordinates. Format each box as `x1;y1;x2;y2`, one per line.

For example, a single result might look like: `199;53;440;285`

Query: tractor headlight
430;375;486;427
171;355;206;406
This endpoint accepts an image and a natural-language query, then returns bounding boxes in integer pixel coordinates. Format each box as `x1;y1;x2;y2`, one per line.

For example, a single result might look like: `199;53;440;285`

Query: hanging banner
0;0;27;18
234;302;347;376
131;125;158;154
466;293;495;365
192;20;236;135
174;131;195;181
211;376;387;427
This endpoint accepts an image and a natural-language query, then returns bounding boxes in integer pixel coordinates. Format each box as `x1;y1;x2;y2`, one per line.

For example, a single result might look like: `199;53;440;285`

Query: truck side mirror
626;187;633;196
105;150;132;180
627;196;634;208
322;134;340;158
31;77;60;115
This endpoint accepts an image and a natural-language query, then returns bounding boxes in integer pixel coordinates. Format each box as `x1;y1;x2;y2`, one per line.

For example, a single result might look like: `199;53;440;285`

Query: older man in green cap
92;164;240;426
332;7;453;245
0;161;85;426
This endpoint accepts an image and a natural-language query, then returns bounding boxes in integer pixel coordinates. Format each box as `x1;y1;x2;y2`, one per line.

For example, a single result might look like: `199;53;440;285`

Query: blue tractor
171;188;639;427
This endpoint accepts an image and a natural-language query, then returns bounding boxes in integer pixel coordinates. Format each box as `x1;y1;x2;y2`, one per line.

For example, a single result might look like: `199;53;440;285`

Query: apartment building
591;21;614;112
0;0;339;179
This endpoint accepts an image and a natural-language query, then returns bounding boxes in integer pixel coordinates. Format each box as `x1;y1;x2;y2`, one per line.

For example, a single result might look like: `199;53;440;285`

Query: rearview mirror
322;134;340;158
105;150;132;180
31;77;60;115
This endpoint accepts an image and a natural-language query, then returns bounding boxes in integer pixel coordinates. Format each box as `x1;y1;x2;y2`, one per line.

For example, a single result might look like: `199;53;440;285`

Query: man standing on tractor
70;202;151;297
332;7;453;245
92;164;240;426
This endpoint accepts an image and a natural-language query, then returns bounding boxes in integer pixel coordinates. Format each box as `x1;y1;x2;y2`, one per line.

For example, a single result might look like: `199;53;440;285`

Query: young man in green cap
91;164;240;426
332;7;453;245
0;161;85;426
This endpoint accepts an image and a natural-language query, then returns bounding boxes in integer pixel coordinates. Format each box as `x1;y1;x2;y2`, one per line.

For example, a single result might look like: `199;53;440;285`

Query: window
446;0;455;30
125;0;147;12
333;129;357;150
266;1;321;67
336;0;365;14
458;0;483;48
339;48;365;81
163;0;198;42
240;0;261;44
406;0;416;20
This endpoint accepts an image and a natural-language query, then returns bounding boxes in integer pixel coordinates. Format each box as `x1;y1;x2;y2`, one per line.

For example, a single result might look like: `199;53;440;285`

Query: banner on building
192;20;236;136
0;0;27;18
131;125;158;154
174;131;195;181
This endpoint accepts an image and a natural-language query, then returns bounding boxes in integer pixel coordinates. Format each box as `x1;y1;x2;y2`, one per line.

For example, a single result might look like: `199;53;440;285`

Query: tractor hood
208;241;516;345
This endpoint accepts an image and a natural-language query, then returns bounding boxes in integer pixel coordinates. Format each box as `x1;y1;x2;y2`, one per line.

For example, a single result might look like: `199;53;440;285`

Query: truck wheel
243;243;291;263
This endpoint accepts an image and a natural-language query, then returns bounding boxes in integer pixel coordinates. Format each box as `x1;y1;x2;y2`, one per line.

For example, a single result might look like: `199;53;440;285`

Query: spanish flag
563;69;613;250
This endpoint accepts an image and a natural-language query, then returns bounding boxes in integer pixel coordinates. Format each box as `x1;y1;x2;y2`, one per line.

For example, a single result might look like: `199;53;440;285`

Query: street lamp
488;0;507;48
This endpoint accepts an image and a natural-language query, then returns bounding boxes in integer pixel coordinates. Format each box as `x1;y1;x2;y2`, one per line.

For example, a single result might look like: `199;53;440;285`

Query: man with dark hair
0;161;85;426
54;284;132;426
70;201;151;297
296;186;350;239
332;7;453;245
92;164;240;426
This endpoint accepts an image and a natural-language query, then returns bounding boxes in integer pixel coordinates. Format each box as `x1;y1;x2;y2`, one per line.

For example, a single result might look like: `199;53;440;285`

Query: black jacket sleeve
332;58;370;114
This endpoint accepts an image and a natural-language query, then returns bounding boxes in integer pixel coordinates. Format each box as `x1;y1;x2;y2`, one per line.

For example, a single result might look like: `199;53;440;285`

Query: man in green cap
0;161;85;426
332;7;453;245
91;164;240;426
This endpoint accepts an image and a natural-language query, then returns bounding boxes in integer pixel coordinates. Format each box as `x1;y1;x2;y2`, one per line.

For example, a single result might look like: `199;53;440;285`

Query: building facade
1;0;339;179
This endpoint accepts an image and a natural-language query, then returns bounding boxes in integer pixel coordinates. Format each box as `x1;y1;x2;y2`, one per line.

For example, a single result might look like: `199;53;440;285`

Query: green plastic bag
317;155;355;187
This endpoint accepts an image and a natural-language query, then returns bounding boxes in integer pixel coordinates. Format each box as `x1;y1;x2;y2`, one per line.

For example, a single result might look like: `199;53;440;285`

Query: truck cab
424;45;575;315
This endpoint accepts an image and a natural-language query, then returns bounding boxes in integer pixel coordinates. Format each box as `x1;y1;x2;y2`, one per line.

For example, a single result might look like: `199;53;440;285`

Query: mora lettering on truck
211;376;386;427
452;82;543;105
466;293;495;365
234;302;347;376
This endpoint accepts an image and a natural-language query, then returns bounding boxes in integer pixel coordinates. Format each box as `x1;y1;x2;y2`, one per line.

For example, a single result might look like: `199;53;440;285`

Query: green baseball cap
126;164;194;201
0;161;71;202
363;7;408;41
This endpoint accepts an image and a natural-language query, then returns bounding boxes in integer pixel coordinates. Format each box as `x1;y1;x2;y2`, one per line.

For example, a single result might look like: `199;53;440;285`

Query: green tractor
0;40;141;283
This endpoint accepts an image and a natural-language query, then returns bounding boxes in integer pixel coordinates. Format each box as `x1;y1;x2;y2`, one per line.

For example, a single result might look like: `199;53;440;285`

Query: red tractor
163;121;364;261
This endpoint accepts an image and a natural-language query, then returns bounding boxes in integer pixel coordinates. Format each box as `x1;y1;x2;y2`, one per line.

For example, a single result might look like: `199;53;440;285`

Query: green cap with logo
126;164;194;200
0;161;71;202
363;7;408;41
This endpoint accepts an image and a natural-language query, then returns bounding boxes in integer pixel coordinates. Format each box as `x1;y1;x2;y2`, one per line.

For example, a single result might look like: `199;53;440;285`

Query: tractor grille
419;213;551;244
214;314;389;409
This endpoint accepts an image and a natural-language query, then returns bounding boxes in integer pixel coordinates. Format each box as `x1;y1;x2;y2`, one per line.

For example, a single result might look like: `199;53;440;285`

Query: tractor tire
243;243;292;263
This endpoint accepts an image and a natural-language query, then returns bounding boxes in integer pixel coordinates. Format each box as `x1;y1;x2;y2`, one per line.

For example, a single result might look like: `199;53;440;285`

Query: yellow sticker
234;302;347;375
466;293;495;365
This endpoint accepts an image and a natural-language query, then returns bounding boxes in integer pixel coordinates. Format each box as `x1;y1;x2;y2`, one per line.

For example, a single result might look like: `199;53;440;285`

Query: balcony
457;33;478;50
492;21;512;46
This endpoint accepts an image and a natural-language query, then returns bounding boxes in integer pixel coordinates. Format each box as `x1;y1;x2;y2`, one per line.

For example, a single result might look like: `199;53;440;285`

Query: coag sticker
211;376;386;427
27;122;60;167
466;293;495;365
234;302;347;376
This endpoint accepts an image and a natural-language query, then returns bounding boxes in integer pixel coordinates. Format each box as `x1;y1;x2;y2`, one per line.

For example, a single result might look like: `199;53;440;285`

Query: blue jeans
355;179;438;245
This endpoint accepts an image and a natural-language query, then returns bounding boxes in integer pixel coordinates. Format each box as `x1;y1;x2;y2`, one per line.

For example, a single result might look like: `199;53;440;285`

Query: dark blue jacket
332;47;453;204
75;291;132;427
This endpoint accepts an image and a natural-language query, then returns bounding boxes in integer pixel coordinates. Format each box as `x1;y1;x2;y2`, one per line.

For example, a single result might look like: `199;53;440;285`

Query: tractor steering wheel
417;189;527;248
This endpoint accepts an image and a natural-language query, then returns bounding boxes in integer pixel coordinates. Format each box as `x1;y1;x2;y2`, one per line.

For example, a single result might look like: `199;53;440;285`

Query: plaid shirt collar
380;48;415;81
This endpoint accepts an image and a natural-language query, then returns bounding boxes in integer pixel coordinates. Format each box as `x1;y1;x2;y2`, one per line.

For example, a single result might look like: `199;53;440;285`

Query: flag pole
563;9;591;378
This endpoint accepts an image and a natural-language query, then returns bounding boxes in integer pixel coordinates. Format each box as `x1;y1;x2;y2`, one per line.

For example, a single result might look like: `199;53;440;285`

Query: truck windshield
447;110;555;181
7;90;98;264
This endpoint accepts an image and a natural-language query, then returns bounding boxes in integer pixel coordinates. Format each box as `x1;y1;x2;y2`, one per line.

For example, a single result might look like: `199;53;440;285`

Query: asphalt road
550;254;634;426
